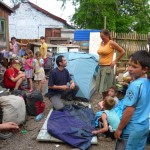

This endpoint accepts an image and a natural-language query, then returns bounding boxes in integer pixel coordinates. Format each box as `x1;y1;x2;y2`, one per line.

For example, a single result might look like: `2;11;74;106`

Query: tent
54;52;99;100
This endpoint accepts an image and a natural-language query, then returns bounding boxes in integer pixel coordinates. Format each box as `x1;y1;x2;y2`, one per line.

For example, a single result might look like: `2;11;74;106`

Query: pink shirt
24;58;34;70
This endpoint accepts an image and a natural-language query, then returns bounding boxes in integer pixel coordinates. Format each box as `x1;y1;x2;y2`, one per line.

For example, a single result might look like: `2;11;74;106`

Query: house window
0;19;6;48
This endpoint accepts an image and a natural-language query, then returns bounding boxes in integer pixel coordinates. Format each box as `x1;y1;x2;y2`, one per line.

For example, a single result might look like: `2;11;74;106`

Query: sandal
29;89;33;92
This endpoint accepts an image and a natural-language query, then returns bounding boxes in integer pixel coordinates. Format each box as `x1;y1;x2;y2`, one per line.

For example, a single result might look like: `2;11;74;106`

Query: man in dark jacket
48;55;79;110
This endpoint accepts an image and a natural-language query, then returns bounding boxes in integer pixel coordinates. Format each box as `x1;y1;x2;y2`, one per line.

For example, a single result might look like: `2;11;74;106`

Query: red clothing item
4;67;19;88
43;58;47;66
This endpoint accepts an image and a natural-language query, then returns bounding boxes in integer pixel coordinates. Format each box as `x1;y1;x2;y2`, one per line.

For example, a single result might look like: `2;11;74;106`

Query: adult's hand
110;60;117;67
61;85;69;91
70;82;75;89
0;122;19;131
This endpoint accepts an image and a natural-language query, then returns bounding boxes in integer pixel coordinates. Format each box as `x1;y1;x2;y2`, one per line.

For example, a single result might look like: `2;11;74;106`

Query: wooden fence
111;31;149;58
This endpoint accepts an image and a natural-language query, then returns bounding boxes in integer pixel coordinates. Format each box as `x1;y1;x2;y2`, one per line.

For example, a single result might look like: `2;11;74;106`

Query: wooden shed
0;1;13;50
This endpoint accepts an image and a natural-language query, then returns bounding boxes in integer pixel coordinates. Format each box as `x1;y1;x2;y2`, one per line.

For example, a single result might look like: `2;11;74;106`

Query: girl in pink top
24;50;34;92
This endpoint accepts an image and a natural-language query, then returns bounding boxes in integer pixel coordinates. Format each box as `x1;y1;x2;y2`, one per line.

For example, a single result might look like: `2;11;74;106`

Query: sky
29;0;75;23
3;0;75;23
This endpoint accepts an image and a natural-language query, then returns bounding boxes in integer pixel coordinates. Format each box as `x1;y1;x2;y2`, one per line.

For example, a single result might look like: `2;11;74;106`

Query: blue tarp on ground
54;52;99;100
47;104;95;150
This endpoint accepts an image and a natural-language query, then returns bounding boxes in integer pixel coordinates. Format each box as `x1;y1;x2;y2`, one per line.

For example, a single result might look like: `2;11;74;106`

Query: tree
58;0;150;33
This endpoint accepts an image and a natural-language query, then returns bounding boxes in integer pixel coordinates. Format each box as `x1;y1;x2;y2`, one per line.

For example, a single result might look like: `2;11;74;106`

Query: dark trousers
99;117;115;139
61;85;79;100
50;85;79;110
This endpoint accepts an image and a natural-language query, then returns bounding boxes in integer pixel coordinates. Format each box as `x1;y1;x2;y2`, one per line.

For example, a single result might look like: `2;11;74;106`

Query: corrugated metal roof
74;29;100;41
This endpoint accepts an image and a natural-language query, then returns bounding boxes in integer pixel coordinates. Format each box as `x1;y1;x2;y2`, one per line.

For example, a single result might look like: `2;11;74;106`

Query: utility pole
148;32;150;53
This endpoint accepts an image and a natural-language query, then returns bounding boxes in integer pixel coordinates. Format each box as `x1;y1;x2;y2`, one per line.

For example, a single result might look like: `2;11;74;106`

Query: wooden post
148;32;150;53
104;16;106;29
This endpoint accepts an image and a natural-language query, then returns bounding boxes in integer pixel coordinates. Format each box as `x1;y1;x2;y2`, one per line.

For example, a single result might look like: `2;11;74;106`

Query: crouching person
48;55;79;110
92;96;120;140
3;58;25;90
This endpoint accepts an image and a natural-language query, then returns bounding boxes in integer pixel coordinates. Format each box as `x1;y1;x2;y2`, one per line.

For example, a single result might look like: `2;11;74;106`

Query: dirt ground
0;82;150;150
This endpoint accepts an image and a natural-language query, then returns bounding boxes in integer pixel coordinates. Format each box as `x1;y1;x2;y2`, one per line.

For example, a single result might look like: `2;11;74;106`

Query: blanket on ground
47;104;95;150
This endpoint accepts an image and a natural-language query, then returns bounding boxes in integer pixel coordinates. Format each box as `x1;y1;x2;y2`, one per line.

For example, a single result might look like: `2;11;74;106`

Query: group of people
3;36;48;93
47;29;150;149
0;29;150;150
93;29;150;150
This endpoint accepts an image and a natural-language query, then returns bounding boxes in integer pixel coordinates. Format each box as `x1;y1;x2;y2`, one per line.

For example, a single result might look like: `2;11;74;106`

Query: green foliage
59;0;150;33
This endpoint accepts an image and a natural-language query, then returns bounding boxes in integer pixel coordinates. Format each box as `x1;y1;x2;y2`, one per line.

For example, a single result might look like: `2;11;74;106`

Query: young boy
92;96;120;139
40;36;47;66
98;86;119;110
115;50;150;150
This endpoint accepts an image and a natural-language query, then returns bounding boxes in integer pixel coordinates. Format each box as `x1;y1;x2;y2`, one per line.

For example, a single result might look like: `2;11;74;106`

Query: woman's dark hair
56;55;64;67
100;29;111;40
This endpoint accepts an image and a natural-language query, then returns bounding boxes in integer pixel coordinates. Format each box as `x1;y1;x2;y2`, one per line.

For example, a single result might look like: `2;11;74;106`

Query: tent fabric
47;104;95;150
54;52;99;100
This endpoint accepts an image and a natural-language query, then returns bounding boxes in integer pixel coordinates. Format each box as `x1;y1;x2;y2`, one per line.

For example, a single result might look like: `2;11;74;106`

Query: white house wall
61;29;74;40
9;3;65;39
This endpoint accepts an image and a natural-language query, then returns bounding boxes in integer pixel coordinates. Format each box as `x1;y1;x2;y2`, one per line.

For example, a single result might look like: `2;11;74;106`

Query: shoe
29;89;33;92
44;93;48;97
66;97;73;101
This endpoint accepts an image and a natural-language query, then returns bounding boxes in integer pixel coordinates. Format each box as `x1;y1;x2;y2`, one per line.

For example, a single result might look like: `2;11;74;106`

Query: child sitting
92;96;120;139
98;86;119;110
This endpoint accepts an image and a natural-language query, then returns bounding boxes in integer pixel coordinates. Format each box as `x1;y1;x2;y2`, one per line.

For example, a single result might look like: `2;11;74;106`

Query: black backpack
44;56;54;69
26;90;45;116
11;89;27;104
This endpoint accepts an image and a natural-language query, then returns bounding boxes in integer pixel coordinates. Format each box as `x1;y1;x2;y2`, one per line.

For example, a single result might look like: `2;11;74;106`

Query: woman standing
96;29;125;94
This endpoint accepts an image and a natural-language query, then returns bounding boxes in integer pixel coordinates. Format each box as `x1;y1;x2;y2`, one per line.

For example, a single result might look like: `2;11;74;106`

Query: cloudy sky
30;0;75;23
3;0;75;23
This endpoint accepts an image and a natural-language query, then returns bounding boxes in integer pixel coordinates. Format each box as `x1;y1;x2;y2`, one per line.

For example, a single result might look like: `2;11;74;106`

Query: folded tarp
47;104;95;150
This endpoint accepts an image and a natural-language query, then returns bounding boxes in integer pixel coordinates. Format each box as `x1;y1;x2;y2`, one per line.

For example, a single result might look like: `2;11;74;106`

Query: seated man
48;55;79;110
3;58;25;90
